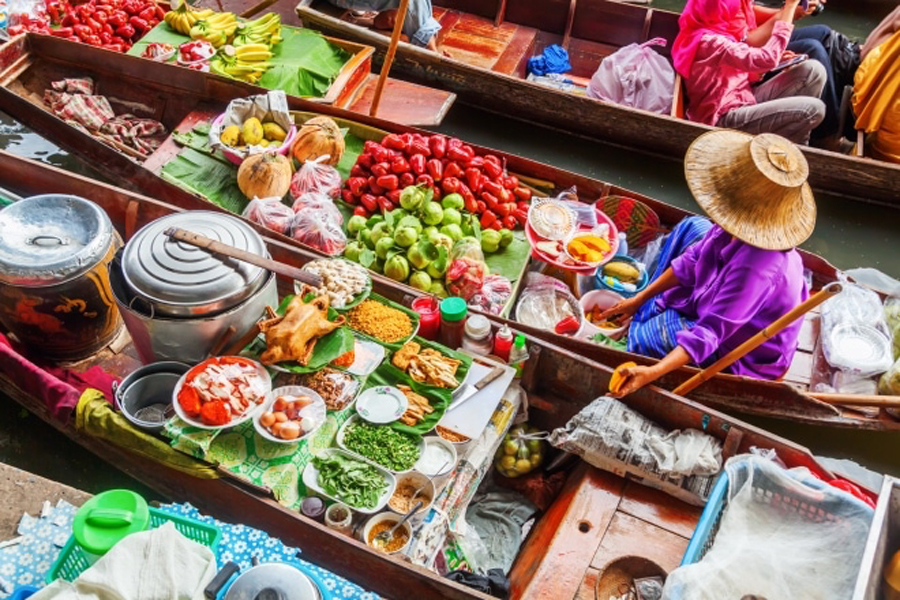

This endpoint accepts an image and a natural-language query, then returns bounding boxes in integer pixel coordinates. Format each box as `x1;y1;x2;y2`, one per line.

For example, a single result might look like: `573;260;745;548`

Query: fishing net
662;455;874;600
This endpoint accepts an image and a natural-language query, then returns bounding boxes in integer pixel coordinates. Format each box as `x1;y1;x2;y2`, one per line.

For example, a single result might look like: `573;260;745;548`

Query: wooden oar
810;393;900;408
672;283;843;396
369;0;409;118
562;0;578;50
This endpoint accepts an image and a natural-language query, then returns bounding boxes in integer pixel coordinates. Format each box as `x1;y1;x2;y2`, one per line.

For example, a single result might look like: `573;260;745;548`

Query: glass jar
462;314;493;356
412;296;440;341
439;297;468;350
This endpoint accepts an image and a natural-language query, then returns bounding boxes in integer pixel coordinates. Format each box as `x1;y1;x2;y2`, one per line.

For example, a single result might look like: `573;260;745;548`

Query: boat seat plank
590;511;690;574
492;22;538;76
797;312;817;354
143;105;219;174
618;480;702;540
347;75;455;127
440;12;518;69
508;465;624;600
784;349;814;387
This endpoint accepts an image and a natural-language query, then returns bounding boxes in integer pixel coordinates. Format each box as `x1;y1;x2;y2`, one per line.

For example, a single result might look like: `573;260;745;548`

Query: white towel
34;522;217;600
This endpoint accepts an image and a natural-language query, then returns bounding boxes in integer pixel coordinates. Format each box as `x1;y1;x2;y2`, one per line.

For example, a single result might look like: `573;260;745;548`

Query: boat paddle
369;0;409;118
670;282;844;396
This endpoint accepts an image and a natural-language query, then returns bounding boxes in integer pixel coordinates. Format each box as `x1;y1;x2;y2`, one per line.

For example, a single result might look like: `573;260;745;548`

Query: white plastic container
579;289;629;340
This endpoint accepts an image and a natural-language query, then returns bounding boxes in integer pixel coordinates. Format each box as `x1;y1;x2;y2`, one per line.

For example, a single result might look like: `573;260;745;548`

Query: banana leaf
361;362;450;436
246;294;354;374
160;147;247;214
343;293;420;350
382;336;472;392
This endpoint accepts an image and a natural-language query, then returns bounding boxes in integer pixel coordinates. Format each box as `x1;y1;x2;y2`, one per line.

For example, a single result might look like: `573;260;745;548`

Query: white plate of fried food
391;341;463;390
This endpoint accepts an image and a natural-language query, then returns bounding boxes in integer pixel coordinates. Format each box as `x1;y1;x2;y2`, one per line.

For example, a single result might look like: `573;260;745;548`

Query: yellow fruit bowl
211;112;297;166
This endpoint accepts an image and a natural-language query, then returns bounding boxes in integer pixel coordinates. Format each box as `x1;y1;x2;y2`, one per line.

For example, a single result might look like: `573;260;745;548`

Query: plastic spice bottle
462;314;493;356
493;324;514;363
325;503;353;536
439;297;468;350
508;333;529;377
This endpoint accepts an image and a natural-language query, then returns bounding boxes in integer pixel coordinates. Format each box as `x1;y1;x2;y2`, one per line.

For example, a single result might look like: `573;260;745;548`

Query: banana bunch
210;44;273;84
189;12;239;48
163;5;214;36
232;12;282;47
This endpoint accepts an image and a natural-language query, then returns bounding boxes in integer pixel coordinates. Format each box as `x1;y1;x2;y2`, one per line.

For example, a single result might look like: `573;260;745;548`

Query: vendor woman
598;130;815;397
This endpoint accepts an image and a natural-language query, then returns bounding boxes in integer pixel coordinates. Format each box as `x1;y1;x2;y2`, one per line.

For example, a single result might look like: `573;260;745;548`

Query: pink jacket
685;20;793;126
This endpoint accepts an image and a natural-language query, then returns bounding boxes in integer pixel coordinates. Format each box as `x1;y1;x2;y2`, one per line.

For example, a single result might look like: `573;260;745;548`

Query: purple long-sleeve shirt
659;226;808;379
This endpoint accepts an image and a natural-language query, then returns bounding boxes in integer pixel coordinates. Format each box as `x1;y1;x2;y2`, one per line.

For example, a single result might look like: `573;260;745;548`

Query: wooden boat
0;32;892;432
291;0;900;207
0;150;875;600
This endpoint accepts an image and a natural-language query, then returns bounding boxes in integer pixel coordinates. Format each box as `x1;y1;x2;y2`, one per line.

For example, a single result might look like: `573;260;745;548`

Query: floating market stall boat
0;152;876;600
0;33;894;431
291;0;900;207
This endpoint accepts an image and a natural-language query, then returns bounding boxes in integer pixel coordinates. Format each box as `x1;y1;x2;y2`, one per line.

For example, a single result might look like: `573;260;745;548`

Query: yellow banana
235;44;271;57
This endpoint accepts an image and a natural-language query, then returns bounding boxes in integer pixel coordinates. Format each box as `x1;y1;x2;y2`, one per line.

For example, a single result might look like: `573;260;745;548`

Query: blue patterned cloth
0;501;378;600
527;44;572;76
0;500;77;595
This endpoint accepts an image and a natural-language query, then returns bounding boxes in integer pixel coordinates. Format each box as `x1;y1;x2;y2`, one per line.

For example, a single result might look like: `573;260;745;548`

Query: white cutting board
437;353;515;441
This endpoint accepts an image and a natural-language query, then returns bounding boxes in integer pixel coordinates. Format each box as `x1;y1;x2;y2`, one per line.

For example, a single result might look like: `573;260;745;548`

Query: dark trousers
788;24;841;139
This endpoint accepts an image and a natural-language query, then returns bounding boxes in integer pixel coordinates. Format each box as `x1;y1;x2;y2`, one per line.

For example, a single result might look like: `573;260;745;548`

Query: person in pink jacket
673;0;826;144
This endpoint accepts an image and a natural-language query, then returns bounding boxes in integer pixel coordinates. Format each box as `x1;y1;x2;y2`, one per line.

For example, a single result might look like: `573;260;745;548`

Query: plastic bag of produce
514;272;583;334
289;208;347;256
241;196;294;234
292;191;344;225
468;274;513;315
209;90;293;159
879;358;900;395
886;296;900;360
290;156;342;200
587;38;675;115
446;239;488;301
494;424;547;479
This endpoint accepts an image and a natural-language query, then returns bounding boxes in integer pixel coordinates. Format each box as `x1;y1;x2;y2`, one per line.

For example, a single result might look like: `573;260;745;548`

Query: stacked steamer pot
110;211;277;365
0;195;122;361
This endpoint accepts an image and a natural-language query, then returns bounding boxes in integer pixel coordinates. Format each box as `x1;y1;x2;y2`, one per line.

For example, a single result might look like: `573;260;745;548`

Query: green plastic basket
47;508;221;583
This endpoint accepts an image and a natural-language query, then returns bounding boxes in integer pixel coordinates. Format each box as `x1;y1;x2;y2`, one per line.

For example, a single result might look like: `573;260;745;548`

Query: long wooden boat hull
293;0;900;207
0;33;891;431
0;150;866;600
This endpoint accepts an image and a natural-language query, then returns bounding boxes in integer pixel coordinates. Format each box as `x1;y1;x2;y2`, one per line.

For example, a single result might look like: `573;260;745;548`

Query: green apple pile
494;424;546;479
342;185;514;296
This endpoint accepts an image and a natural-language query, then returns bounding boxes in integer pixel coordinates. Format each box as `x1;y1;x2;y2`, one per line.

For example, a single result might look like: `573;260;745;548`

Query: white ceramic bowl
362;512;413;555
171;357;270;430
387;471;436;519
414;436;457;477
253;386;327;444
579;289;629;340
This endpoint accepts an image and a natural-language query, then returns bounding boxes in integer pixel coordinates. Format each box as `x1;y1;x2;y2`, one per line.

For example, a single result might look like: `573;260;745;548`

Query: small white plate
356;386;408;424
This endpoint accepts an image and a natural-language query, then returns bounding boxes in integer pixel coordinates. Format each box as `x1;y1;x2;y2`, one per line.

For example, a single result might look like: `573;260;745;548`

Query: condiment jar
325;503;353;536
300;497;325;523
508;333;529;378
439;297;468;350
493;324;514;362
462;314;493;356
412;296;440;341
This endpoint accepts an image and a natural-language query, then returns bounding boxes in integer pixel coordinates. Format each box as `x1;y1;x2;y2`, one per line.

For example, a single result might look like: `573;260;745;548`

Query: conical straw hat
684;130;817;250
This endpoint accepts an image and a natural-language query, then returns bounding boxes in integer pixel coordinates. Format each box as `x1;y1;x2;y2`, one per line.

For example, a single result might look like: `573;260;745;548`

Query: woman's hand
609;364;660;398
781;49;799;62
596;296;643;325
797;0;822;18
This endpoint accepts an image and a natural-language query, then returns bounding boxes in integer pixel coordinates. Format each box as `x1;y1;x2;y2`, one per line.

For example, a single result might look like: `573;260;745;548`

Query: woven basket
594;556;666;599
596;196;664;250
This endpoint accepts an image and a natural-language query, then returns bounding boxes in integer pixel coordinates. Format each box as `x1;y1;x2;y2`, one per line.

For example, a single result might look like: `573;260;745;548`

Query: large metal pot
112;361;190;433
112;211;277;364
0;194;122;360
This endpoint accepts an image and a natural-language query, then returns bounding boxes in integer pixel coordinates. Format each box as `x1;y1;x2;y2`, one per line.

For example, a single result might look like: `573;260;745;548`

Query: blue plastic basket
681;463;873;567
47;507;221;583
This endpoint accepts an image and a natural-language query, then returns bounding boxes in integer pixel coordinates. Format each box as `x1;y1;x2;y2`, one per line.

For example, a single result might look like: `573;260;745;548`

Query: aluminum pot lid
224;564;320;600
0;194;113;286
121;211;267;313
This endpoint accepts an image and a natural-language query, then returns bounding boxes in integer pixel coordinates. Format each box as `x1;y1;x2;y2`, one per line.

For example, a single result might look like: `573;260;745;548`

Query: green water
0;0;898;489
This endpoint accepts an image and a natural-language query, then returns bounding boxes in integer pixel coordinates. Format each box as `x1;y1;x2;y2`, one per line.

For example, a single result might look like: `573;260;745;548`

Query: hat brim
684;130;816;251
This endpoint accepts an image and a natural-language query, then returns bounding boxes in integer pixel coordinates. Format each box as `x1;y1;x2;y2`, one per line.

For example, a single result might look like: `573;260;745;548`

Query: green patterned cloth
164;409;353;509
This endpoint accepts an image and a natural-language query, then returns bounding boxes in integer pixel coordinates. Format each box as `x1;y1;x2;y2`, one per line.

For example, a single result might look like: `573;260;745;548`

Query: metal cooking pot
112;361;190;433
0;194;122;360
209;562;327;600
110;252;277;365
121;211;269;318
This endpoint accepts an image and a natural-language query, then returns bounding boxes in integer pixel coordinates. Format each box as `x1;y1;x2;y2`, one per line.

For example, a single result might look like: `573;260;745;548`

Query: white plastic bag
587;38;675;115
647;429;723;477
241;196;294;234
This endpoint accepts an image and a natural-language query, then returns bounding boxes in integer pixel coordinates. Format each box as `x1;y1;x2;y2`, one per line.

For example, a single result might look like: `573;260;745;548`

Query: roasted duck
260;290;345;365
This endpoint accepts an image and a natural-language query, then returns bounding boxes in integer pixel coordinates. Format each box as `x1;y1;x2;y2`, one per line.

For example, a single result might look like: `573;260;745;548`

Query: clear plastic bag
587;38;675;115
880;358;900;395
514;272;582;332
468;274;513;316
820;282;893;377
446;239;488;301
289;209;347;257
241;196;294;234
291;191;344;226
886;296;900;360
290;156;342;200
